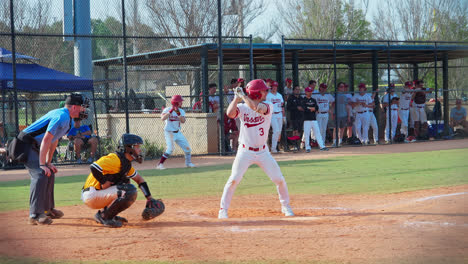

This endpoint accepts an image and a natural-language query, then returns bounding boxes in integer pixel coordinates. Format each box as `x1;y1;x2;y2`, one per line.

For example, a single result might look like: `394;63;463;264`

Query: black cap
65;93;89;107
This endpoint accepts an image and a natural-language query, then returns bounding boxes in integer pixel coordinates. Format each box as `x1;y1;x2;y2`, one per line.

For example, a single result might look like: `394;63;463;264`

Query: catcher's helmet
171;95;184;106
119;133;144;163
246;79;268;100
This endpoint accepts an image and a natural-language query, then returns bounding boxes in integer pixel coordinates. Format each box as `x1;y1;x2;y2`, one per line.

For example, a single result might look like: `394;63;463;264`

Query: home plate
282;216;320;221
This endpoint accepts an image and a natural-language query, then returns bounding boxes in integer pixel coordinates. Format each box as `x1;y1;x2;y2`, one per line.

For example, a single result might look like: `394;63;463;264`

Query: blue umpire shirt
22;108;73;144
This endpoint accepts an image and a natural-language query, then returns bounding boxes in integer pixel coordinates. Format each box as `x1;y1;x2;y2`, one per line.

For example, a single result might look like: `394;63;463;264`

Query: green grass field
1;148;467;213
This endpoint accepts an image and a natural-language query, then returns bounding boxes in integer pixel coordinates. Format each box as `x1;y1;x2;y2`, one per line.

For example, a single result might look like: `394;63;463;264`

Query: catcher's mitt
142;198;165;220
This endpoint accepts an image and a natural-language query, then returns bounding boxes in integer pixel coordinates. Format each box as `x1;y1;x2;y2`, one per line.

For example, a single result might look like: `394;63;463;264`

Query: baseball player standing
412;80;433;139
399;81;413;138
302;86;328;152
381;85;399;143
351;83;373;145
313;83;334;144
218;79;294;219
367;90;379;144
266;81;284;153
157;95;195;170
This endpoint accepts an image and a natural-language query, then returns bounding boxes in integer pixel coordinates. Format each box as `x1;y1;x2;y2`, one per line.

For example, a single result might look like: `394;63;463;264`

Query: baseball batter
351;83;373;144
313;83;334;144
218;79;294;219
157;95;195;170
266;81;284;153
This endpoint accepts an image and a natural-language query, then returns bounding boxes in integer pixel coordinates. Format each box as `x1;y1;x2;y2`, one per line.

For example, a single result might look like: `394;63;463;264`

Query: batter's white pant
303;120;325;150
399;109;410;136
413;104;427;123
385;110;399;141
81;186;120;209
164;130;192;155
368;111;378;143
271;113;283;150
316;113;329;143
355;112;370;143
219;146;291;211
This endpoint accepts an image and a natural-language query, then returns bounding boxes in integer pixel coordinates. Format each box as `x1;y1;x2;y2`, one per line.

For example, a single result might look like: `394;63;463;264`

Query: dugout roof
93;43;468;67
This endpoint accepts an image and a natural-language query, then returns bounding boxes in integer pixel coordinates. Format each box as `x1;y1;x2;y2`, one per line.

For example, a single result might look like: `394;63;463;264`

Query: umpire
22;93;89;225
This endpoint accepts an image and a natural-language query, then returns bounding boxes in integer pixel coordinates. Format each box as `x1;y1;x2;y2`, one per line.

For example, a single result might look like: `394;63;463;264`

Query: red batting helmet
246;79;268;100
171;95;184;106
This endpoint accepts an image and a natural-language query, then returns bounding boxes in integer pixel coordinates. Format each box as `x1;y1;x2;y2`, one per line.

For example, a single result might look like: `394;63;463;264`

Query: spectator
266;81;284;153
305;80;319;94
302;87;328;152
411;80;433;139
286;86;304;138
450;99;467;130
224;113;239;152
67;118;98;163
312;83;334;143
284;78;293;100
208;83;220;115
192;92;204;111
331;82;350;147
381;84;399;143
351;83;373;145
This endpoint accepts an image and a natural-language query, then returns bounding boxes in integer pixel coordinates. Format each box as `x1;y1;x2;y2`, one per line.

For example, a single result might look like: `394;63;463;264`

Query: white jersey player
312;83;334;143
367;91;379;144
351;83;373;144
381;85;399;143
157;95;195;170
218;79;294;219
399;82;413;137
266;81;284;153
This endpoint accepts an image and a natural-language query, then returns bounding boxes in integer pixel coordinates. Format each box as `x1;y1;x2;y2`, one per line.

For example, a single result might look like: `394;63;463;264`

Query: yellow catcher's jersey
83;153;137;190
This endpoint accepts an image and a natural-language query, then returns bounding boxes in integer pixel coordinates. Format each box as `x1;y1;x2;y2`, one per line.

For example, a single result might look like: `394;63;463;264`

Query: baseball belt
242;144;265;152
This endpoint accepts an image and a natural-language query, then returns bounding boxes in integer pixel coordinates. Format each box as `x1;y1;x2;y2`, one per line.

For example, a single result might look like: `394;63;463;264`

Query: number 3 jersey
233;101;272;148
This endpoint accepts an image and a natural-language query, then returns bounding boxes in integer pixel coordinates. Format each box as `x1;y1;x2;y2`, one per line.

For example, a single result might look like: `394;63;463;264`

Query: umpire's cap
65;93;89;107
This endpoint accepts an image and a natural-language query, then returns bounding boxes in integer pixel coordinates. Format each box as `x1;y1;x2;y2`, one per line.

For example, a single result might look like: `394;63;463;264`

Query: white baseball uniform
161;107;192;164
366;93;378;144
399;92;412;136
266;92;284;152
351;93;373;143
313;93;334;143
219;101;292;214
382;94;399;141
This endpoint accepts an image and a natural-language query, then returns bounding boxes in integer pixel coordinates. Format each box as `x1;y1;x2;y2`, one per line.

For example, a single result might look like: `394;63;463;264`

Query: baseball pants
355;112;370;143
25;147;56;218
368;111;378;143
385;110;399;141
164;130;192;154
399;109;410;136
219;146;291;211
316;113;329;143
271;113;283;151
413;104;427;123
81;186;120;209
303;120;325;149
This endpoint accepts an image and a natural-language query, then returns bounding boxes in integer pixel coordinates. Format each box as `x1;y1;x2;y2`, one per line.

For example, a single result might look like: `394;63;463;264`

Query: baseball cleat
186;163;196;168
305;149;311;153
281;205;295;217
218;209;228;219
320;147;329;151
374;141;379;145
114;215;128;223
94;211;123;228
157;163;166;170
29;213;53;225
46;208;64;219
271;149;278;154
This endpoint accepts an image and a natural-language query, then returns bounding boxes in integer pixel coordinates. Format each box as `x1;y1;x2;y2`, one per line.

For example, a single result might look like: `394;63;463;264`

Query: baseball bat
157;92;169;103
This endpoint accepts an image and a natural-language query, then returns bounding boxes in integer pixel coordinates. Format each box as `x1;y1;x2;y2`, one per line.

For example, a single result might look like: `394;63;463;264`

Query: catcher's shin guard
101;184;137;220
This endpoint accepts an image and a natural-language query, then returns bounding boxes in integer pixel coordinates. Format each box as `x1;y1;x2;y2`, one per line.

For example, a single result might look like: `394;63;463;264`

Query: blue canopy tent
0;47;39;62
0;62;93;93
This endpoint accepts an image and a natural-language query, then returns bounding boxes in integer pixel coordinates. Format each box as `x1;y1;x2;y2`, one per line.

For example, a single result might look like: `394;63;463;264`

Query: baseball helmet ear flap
246;79;268;100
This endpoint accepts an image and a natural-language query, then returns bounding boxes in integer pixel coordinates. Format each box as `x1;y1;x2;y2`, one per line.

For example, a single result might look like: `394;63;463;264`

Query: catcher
81;133;165;228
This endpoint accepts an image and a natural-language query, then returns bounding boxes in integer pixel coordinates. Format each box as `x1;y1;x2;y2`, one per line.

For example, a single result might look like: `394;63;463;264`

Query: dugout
93;40;468;150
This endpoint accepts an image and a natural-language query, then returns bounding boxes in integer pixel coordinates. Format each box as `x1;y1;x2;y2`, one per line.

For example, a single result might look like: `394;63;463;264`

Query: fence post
121;0;130;133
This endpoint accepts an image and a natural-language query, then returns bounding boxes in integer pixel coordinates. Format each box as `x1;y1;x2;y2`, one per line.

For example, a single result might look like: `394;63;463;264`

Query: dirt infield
0;186;467;263
0;139;467;263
